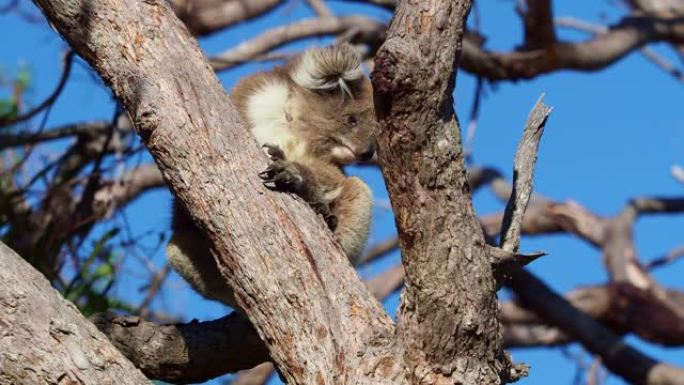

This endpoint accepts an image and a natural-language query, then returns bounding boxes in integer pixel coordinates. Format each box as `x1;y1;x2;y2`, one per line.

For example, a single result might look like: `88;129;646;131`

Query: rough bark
32;1;397;384
372;1;515;384
499;95;551;253
0;242;150;385
90;311;268;384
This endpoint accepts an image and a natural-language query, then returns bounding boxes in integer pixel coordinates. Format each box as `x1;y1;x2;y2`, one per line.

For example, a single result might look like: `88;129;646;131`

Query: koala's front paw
259;160;306;193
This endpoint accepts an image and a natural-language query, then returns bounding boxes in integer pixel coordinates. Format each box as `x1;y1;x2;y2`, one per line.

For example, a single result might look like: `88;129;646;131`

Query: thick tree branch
0;242;150;384
32;1;396;384
91;311;268;383
372;0;518;383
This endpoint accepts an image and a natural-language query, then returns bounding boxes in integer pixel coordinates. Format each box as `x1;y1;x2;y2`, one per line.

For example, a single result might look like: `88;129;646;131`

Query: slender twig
306;0;332;17
0;50;75;127
648;244;684;270
0;121;112;150
137;264;172;317
209;16;385;71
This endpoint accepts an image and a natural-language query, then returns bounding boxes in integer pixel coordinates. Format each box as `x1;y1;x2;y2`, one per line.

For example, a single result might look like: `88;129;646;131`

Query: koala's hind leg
330;177;372;265
167;223;237;307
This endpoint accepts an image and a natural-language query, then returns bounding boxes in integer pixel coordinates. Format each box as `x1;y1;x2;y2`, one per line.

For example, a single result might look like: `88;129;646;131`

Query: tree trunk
0;242;150;384
372;1;513;383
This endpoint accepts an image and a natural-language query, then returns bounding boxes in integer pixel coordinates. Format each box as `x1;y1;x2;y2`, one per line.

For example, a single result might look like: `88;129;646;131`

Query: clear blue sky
1;1;682;384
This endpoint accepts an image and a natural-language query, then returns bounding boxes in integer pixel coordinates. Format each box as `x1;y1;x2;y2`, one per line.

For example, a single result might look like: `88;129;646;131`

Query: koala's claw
324;213;338;231
262;143;286;161
259;160;305;192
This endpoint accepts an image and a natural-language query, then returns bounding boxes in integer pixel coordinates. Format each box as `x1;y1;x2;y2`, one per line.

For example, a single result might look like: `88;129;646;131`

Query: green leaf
15;64;32;91
0;98;18;121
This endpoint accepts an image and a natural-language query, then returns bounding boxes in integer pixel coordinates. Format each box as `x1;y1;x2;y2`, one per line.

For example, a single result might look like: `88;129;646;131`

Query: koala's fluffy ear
289;44;363;98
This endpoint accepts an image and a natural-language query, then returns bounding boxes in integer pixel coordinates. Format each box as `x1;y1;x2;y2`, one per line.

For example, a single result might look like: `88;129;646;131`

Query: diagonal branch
507;270;684;385
556;16;684;82
306;0;332;17
32;1;396;384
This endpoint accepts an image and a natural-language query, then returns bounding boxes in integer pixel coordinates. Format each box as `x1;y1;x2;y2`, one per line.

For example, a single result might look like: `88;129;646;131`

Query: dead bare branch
359;236;398;265
500;94;552;253
231;363;276;385
461;16;684;81
340;0;396;11
170;0;283;36
556;16;684;82
647;244;684;269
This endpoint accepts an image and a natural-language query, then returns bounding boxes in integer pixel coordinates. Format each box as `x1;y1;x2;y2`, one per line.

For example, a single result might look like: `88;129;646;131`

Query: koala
167;44;377;307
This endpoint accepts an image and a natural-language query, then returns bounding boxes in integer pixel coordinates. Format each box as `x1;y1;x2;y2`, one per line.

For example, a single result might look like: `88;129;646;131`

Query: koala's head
288;44;377;165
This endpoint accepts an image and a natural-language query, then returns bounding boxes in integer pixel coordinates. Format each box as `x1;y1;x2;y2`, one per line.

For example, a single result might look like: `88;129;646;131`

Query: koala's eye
347;115;358;126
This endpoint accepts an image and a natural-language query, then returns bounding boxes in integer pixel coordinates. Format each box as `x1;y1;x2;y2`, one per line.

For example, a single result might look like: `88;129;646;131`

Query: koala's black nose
358;142;376;162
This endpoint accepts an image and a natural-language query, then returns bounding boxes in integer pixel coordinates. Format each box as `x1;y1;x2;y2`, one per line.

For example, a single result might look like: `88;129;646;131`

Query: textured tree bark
31;1;397;384
0;242;150;384
90;311;269;384
372;1;515;384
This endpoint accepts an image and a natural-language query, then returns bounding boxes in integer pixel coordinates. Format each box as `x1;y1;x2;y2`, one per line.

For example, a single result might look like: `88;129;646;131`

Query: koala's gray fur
167;44;377;307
